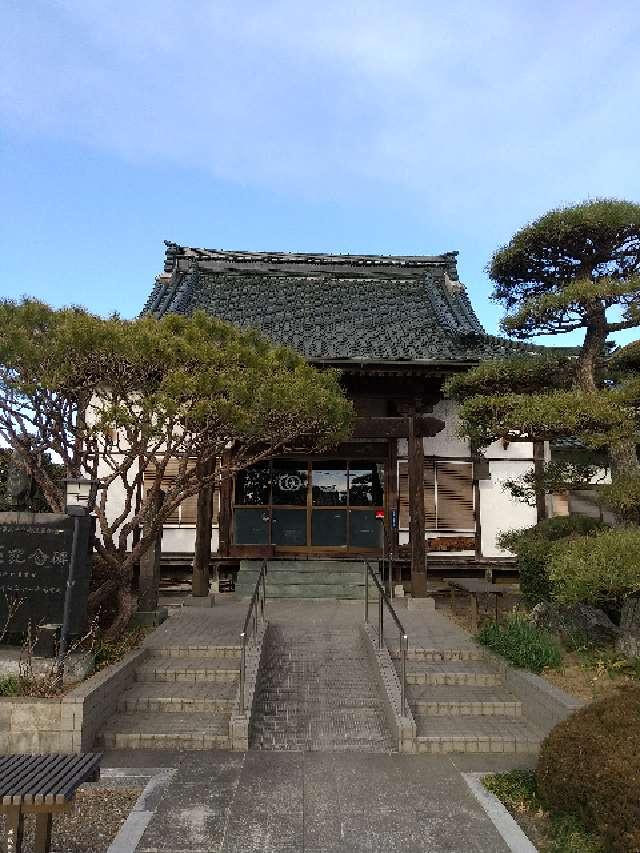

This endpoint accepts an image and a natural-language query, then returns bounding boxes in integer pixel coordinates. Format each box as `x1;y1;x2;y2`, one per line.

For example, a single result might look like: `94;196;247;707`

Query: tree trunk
103;585;138;641
610;435;640;478
192;457;215;597
533;440;547;522
618;593;640;657
575;314;605;392
576;307;639;479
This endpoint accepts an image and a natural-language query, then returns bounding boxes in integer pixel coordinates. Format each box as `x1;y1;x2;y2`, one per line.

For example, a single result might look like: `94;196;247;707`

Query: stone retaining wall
360;622;416;753
229;621;267;751
483;649;585;734
0;647;147;753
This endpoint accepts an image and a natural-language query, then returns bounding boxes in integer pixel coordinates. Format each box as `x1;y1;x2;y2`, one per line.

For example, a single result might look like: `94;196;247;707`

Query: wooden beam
353;415;444;439
192;456;215;597
408;416;427;597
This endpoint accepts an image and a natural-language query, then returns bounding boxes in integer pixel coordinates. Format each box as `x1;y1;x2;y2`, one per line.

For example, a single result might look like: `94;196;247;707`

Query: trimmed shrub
498;516;608;605
537;688;640;853
476;614;562;673
549;526;640;606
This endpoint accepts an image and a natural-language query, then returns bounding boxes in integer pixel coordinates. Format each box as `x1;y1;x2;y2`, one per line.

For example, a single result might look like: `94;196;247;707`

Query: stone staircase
235;559;367;599
389;643;543;754
99;644;241;750
251;623;395;751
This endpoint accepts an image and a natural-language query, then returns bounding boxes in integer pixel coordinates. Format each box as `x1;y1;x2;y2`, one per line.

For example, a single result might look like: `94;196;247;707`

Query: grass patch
483;770;603;853
476;614;562;673
93;627;148;672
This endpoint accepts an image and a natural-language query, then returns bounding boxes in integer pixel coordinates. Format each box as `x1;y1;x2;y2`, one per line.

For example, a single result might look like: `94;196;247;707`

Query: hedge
549;526;640;606
536;688;640;853
497;516;608;605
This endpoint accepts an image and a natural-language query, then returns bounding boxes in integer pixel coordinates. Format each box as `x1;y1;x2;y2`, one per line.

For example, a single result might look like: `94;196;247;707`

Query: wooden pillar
139;487;163;612
218;451;232;558
385;438;398;559
474;478;482;557
408;416;427;597
192;456;215;597
533;440;546;523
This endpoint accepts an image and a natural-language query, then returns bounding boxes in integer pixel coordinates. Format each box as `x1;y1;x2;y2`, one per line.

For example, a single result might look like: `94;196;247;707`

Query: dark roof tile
142;244;529;363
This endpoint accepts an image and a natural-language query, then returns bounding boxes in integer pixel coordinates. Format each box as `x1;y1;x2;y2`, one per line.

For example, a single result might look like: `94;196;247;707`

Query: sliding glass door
233;459;384;552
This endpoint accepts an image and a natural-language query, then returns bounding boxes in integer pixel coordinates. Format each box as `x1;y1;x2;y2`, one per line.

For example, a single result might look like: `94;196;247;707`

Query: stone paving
100;749;530;852
100;602;248;751
386;603;544;754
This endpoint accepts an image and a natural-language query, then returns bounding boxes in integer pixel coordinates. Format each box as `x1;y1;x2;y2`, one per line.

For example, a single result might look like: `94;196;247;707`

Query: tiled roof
142;242;529;364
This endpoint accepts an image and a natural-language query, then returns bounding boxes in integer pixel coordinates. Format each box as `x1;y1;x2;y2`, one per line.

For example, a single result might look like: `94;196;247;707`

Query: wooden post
193;456;215;597
218;451;232;558
34;813;52;853
386;439;398;561
408;416;427;597
474;478;482;557
533;440;546;522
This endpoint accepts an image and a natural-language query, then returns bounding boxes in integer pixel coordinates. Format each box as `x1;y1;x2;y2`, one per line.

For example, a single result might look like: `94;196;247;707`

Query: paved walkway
102;749;532;852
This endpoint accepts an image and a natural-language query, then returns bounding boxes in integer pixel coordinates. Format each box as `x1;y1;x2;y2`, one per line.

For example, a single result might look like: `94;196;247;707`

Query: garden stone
529;601;620;646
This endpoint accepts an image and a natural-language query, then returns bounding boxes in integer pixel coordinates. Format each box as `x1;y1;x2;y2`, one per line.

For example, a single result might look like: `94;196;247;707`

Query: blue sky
1;1;640;345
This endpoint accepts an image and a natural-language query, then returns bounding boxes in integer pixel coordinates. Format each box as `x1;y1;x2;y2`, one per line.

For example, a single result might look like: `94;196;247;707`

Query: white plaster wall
395;401;539;555
423;399;470;457
162;526;219;554
480;460;537;556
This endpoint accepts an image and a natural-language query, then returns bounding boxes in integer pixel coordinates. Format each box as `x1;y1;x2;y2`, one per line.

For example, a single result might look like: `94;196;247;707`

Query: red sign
375;510;385;519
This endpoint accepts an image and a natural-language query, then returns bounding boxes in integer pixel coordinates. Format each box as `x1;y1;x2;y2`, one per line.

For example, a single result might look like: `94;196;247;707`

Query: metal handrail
239;559;268;716
364;560;409;717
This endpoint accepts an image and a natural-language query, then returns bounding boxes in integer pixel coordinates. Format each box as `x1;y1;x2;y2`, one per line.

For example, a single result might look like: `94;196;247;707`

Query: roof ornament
444;272;464;294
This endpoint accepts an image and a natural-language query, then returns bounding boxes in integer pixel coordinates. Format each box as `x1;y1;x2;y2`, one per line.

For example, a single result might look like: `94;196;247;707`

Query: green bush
484;770;603;853
476;614;562;673
601;472;640;524
0;676;20;697
549;526;640;606
537;688;640;853
498;516;608;605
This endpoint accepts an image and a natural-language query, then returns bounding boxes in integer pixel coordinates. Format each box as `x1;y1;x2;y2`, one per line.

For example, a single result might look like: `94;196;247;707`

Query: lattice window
143;459;219;526
398;460;474;531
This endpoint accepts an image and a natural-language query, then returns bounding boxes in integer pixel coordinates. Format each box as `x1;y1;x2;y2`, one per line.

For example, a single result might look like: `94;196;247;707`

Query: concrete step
240;571;365;585
99;711;230;750
136;657;240;684
389;647;484;663
236;560;368;599
405;662;502;687
118;682;237;713
409;686;522;717
266;560;367;573
148;645;242;659
414;717;542;754
253;731;392;752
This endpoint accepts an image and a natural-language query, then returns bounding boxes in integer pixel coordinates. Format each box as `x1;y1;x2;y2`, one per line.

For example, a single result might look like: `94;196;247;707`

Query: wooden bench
0;753;102;853
445;578;520;632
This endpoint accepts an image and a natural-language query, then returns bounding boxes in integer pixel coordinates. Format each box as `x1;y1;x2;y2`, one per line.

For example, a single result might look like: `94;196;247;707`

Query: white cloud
1;0;640;224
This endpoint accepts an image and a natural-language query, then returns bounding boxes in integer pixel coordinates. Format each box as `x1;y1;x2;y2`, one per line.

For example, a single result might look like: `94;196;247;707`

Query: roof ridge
163;240;459;270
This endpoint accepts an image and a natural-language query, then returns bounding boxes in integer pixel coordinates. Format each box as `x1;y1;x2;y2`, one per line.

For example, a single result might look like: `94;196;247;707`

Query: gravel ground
0;786;142;853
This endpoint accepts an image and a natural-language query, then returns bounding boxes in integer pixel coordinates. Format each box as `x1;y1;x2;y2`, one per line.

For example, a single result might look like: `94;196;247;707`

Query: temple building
132;241;540;590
